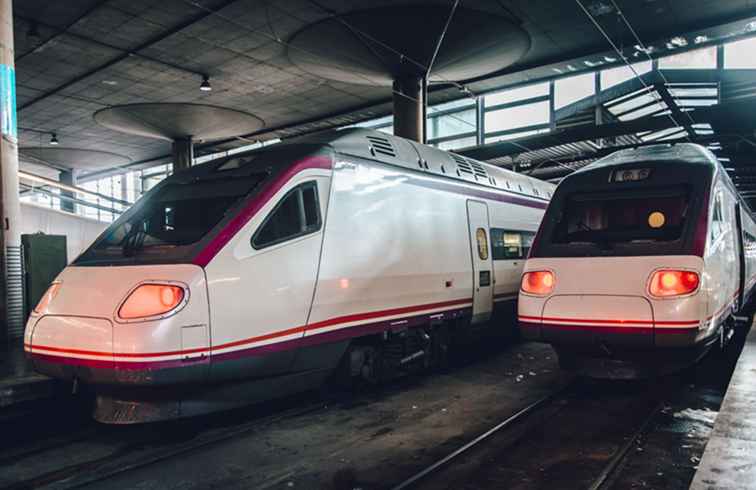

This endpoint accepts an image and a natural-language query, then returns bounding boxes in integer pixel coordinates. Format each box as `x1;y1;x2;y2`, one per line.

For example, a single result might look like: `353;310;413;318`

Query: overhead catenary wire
574;0;692;143
609;0;756;163
607;0;699;130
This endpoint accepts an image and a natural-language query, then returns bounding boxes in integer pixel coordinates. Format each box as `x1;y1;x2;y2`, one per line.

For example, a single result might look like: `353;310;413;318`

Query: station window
724;37;756;69
554;72;595;109
252;182;321;249
658;46;717;70
600;61;652;90
491;229;535;260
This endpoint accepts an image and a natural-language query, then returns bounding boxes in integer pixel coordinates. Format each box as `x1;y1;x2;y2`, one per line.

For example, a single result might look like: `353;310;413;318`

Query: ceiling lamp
200;75;212;92
49;133;59;145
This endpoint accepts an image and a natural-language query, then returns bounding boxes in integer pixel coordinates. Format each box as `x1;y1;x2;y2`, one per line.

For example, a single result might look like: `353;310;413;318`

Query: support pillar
0;0;22;341
392;76;425;143
171;136;194;172
59;170;76;213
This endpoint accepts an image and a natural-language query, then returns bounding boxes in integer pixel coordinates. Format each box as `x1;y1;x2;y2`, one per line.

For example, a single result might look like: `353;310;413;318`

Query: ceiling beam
656;83;695;139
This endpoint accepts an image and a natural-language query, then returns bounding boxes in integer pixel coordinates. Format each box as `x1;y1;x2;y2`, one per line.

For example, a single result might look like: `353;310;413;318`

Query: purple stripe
33;306;473;372
211;306;472;362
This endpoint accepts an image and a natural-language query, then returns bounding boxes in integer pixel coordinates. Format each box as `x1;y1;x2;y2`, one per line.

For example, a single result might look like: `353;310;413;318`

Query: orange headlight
34;283;60;314
118;284;185;320
521;271;555;296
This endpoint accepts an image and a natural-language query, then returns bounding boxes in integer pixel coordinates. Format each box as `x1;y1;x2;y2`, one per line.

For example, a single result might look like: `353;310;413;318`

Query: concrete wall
20;202;107;263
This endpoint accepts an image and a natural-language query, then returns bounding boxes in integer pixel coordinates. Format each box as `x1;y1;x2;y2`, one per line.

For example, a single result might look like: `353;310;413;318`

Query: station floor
691;324;756;489
0;339;55;408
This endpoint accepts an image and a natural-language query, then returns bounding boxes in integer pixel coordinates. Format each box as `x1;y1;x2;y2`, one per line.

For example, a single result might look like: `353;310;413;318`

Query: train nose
539;295;654;348
27;315;116;383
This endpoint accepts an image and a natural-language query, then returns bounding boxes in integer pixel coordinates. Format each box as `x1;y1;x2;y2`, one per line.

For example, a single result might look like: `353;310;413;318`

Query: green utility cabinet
22;234;67;319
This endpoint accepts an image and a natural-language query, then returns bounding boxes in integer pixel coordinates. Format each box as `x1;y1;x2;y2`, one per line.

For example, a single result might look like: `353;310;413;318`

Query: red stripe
193;155;333;267
534;322;697;335
29;298;473;360
518;315;699;327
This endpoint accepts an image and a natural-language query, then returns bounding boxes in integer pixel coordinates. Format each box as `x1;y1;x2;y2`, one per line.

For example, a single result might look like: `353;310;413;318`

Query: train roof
567;142;751;213
577;143;719;173
283;128;555;201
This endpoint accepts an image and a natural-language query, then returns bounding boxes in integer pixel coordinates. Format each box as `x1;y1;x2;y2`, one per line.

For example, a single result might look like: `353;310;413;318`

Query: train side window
491;228;526;260
252;182;321;249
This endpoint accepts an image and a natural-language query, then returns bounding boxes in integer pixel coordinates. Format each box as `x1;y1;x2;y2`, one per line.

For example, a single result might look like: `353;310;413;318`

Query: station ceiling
13;0;756;180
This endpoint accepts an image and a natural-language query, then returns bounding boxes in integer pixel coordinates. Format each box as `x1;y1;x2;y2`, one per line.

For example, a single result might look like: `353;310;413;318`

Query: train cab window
252;182;321;249
76;173;268;265
553;187;690;248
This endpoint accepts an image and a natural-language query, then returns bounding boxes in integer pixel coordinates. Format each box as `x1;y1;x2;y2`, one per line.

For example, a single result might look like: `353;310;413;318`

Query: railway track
390;379;666;490
0;394;329;490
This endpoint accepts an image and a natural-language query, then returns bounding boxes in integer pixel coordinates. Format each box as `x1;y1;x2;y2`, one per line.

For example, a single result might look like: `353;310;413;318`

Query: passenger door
467;200;494;323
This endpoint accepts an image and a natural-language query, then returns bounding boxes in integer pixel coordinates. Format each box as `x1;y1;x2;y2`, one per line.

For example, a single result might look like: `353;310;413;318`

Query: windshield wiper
122;223;146;257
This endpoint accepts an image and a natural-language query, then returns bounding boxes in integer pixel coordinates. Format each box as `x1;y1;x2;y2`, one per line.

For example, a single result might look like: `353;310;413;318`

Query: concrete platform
0;340;55;408
691;326;756;490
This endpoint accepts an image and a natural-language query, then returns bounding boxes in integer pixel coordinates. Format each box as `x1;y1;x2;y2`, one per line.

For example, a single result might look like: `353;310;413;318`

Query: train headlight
649;270;700;297
118;284;186;320
521;271;555;296
34;283;61;314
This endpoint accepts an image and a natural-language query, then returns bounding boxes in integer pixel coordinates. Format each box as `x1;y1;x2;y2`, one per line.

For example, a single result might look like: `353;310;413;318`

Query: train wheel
431;324;451;372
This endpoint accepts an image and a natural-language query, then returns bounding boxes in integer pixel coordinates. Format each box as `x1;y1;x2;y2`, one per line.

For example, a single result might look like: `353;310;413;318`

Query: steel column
171;137;194;172
59;170;76;213
0;0;22;341
393;76;425;143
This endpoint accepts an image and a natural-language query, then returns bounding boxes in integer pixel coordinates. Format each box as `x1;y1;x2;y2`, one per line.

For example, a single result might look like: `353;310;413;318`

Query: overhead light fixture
586;0;614;16
745;21;756;33
694;35;709;44
200;75;212;92
49;133;59;145
670;36;688;47
603;55;617;63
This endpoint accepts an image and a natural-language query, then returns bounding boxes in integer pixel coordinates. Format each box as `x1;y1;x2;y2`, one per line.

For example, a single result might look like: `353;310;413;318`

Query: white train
24;129;554;422
519;143;756;378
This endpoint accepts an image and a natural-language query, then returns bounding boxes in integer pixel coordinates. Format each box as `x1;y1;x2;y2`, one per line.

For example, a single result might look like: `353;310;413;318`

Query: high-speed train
519;143;756;378
25;128;554;423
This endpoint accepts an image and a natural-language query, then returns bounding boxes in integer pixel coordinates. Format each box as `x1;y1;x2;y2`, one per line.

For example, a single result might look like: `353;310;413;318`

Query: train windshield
75;174;267;265
546;186;692;256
